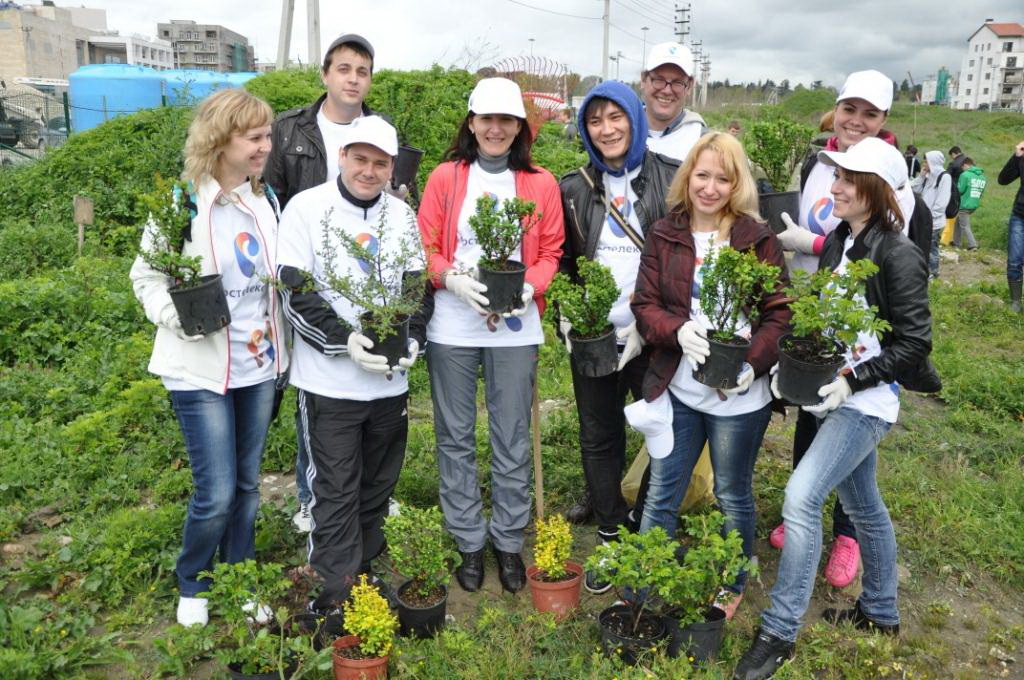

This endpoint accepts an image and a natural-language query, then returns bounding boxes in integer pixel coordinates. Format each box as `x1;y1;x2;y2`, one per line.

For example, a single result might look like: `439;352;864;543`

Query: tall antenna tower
277;0;320;70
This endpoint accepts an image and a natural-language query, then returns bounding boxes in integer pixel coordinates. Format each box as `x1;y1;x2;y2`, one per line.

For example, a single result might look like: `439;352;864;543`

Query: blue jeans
1008;214;1024;283
639;394;772;593
760;407;897;643
171;379;276;596
929;227;943;276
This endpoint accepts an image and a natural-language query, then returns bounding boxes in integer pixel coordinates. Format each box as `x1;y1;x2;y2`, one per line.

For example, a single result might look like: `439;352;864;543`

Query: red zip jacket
417;160;565;316
631;212;792;402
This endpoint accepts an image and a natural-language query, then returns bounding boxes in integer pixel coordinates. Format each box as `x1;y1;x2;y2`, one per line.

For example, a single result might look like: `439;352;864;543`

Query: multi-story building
87;33;174;71
157;20;256;72
952;20;1024;111
0;1;101;81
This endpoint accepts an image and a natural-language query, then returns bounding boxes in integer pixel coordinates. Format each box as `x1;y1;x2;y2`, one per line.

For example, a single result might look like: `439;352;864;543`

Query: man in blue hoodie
558;82;680;592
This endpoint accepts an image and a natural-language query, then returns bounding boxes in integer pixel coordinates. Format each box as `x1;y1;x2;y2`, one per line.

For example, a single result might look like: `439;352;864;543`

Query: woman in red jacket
630;132;790;619
417;78;564;595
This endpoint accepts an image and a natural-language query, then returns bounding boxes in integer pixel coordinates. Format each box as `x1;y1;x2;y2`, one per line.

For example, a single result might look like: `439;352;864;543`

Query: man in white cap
276;115;432;620
640;42;708;161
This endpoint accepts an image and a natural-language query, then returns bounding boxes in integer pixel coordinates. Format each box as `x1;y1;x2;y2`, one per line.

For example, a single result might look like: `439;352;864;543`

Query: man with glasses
641;42;707;162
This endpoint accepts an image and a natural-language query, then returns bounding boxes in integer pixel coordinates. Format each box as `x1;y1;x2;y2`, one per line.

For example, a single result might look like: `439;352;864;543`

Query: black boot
821;601;900;635
455;549;484;592
491;546;526;593
565;489;594;525
733;629;795;680
1010;279;1022;314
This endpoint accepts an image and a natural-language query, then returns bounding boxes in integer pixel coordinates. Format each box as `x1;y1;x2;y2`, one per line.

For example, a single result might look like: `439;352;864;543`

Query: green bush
244;67;324;114
0;221;77;281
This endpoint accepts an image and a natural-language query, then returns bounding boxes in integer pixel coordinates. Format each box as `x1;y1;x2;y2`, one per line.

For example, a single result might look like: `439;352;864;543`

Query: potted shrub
656;512;752;663
201;560;325;680
777;260;891;405
138;175;230;336
469;194;540;314
547;257;620;378
525;513;583;622
332;574;399;680
584;527;676;665
744;113;814;233
693;245;780;389
318;203;428;368
382;505;460;639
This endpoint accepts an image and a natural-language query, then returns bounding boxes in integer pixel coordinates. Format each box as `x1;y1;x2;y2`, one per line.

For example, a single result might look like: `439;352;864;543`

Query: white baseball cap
624;393;674;460
343;115;398;157
817;137;908;191
645;42;695;77
837;69;894;112
468;77;527;118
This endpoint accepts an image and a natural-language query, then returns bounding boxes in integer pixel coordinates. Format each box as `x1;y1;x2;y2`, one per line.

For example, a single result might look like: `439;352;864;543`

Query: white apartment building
953;21;1024;111
87;33;174;71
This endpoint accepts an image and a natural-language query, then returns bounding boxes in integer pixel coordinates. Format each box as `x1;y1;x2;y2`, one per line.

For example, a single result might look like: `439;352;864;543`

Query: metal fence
0;86;71;167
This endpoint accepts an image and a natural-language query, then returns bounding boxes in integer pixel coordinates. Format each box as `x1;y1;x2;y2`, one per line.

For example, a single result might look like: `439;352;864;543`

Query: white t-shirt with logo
668;231;771;415
427;162;544;347
597;169;643;336
317;105;361;184
277;181;419;401
796;157;915;274
831;235;900;423
163;189;276;391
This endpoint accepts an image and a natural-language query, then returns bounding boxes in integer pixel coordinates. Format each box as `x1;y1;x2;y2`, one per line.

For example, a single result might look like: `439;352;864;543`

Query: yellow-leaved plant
533;514;573;581
342;574;398;658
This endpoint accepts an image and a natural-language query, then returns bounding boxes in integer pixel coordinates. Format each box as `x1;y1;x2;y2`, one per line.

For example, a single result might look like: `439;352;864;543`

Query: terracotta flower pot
331;635;389;680
526;561;583;622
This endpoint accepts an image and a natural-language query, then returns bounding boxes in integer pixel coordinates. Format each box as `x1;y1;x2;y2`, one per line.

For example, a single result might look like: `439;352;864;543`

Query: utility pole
529;38;535;57
602;0;610;81
641;26;649;63
276;0;295;70
701;54;710;108
307;0;320;67
674;4;691;44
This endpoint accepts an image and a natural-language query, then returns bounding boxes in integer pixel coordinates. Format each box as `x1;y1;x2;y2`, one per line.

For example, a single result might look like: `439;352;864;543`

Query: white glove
346;332;391;374
616;321;644;371
802;375;852;416
677;321;710;370
385;182;409;201
558;315;572;353
769;363;782;399
503;283;535;318
775;212;818;255
445;271;489;315
396;339;419;371
721;362;755;395
159;303;202;342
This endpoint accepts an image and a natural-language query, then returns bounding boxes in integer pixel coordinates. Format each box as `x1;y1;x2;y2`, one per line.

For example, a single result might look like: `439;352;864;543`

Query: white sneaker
242;599;273;625
176;596;209;627
292;502;312;533
388;498;401;517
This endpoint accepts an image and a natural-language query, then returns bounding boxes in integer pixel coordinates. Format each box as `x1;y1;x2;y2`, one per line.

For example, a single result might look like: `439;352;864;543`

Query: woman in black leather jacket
734;137;931;680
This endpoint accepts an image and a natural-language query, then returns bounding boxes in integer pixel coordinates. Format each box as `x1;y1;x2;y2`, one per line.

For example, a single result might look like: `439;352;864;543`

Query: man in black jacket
558;81;679;593
997;140;1024;313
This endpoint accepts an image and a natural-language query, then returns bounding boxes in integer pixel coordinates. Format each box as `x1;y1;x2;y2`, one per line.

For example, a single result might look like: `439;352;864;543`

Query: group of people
130;32;962;679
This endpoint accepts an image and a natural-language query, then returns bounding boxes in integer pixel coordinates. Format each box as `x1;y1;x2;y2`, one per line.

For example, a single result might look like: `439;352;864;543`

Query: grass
1;101;1023;679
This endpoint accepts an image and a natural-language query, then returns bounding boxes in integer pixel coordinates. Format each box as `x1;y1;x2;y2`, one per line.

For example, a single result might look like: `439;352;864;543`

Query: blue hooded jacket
576;81;649;177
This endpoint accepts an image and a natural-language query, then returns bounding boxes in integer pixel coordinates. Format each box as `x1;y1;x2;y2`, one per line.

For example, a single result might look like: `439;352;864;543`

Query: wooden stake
531;378;544;520
73;195;93;256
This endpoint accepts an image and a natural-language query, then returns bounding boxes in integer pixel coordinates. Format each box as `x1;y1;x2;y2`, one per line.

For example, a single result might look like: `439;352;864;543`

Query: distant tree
576;75;600;96
779;79;791;95
892;81;900;101
900;79;911;97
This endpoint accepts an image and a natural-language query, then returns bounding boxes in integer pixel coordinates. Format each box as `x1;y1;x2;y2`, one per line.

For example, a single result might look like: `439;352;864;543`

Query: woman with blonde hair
130;88;288;626
630;131;791;619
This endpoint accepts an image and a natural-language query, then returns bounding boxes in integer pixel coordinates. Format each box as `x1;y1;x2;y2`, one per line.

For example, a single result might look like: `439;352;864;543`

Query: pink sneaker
769;523;785;550
713;589;743;621
824;535;861;588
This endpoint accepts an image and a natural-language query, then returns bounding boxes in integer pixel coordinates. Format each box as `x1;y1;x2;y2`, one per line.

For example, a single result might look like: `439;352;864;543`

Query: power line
629;0;672;18
504;0;600;20
612;0;665;26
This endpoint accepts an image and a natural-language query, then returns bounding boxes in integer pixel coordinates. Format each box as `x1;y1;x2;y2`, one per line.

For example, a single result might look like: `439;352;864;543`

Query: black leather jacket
558;150;680;280
819;221;932;393
263;94;378;209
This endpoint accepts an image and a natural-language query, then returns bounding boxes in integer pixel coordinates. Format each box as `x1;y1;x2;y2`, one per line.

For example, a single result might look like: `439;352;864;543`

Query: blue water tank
68;64;165;132
163;70;258;106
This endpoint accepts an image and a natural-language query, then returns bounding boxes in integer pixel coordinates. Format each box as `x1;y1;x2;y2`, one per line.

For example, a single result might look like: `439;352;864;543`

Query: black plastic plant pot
758;190;800;235
777;334;846;405
664;607;726;662
361;313;410;367
598;603;667;666
570;325;618;378
169;274;231;336
226;659;297;680
477;260;527;314
692;335;750;389
393;145;425;190
396;581;447;639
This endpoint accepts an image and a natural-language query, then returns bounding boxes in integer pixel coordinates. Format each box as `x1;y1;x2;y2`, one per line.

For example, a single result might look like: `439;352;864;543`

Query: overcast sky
83;0;1015;86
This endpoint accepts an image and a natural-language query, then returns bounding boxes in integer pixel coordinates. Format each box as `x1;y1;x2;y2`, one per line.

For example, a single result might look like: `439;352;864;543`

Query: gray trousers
426;342;537;553
955;210;978;249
